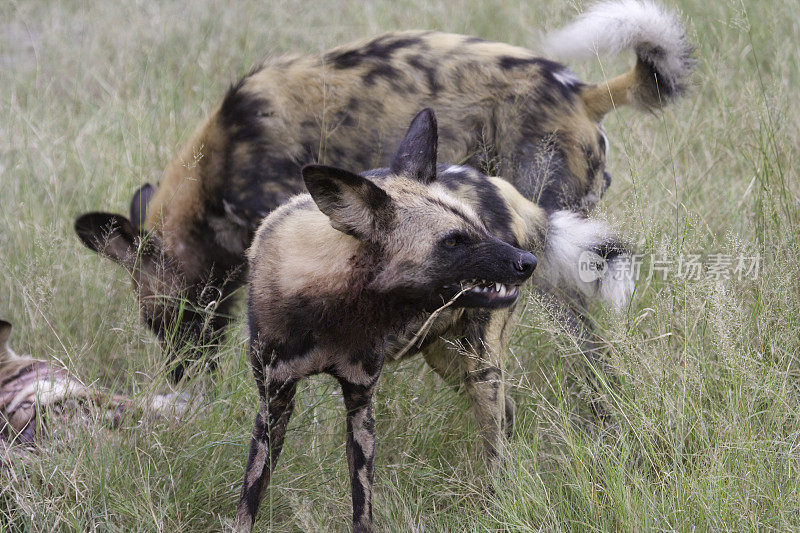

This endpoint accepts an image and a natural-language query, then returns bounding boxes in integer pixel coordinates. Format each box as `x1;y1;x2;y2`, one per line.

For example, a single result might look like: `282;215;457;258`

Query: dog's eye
441;233;468;248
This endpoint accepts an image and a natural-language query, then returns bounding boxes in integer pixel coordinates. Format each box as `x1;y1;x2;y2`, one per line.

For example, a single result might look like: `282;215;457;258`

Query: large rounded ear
74;212;140;268
0;319;18;362
389;108;438;184
0;320;11;349
130;183;155;233
302;164;394;240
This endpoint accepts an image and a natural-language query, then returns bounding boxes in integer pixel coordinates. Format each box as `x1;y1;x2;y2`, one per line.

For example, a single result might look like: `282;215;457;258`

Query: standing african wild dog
74;1;692;379
236;109;538;531
236;108;635;531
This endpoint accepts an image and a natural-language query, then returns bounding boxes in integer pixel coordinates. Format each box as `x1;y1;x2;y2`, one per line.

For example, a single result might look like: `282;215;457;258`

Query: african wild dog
235;109;537;531
0;320;128;444
235;109;633;531
74;1;692;379
0;320;187;447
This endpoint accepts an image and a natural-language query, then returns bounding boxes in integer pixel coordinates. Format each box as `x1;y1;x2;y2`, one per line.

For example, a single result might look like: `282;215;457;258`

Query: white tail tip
537;211;635;311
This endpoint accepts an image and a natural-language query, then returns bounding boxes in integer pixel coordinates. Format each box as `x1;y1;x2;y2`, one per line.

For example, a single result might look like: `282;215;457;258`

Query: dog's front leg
339;378;377;533
235;376;298;531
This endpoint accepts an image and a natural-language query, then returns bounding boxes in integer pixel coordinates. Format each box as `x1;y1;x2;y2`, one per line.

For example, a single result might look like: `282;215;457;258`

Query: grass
1;0;799;530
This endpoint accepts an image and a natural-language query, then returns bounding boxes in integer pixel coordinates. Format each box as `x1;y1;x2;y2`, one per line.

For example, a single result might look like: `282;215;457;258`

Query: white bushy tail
536;211;634;310
541;1;694;116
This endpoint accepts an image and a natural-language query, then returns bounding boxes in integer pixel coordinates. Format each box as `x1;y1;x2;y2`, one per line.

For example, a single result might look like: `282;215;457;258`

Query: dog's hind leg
462;310;513;470
424;344;516;438
235;374;298;531
424;310;514;470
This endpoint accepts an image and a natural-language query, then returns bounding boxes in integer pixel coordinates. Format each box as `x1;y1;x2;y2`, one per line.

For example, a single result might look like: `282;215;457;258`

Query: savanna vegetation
1;0;798;530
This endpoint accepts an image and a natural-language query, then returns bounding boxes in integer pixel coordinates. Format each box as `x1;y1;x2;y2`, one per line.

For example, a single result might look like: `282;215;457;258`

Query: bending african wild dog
236;109;633;532
74;1;692;379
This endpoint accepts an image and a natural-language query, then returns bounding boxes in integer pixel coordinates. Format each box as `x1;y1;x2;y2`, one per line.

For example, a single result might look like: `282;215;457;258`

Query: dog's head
73;203;234;382
303;108;537;310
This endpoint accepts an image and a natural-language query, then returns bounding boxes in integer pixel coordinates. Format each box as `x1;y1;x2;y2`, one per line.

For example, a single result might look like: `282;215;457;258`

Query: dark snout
513;250;537;281
488;239;537;285
440;237;538;310
463;237;538;286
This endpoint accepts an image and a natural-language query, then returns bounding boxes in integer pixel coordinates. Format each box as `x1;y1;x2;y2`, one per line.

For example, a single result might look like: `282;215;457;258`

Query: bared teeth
456;281;521;299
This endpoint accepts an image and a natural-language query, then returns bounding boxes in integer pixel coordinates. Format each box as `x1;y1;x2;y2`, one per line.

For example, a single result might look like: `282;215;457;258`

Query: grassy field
2;0;799;530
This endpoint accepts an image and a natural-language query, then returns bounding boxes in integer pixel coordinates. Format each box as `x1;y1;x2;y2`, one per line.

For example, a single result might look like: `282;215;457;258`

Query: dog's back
75;2;691;378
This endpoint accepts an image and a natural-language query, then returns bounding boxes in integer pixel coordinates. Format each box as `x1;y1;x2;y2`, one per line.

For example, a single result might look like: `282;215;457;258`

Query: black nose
514;251;537;276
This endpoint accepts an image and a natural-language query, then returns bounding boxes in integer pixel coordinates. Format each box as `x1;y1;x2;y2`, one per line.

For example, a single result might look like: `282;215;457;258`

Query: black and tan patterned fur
235;110;538;531
74;2;692;376
0;320;186;448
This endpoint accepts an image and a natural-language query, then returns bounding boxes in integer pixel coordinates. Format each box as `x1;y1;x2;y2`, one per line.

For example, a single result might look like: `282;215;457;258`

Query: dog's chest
384;308;465;362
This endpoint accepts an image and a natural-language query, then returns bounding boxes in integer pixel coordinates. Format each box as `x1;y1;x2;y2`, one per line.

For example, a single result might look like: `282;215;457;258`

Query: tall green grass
1;0;798;530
